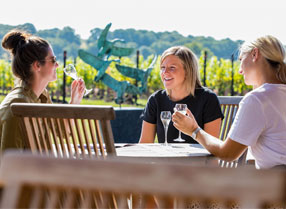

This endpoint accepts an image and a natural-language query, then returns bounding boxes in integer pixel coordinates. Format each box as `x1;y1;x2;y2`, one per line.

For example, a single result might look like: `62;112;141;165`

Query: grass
80;98;147;108
0;95;147;108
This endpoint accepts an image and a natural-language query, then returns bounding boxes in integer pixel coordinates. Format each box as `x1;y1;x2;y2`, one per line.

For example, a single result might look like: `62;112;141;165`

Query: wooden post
203;51;207;86
63;51;67;103
231;54;234;96
133;50;140;105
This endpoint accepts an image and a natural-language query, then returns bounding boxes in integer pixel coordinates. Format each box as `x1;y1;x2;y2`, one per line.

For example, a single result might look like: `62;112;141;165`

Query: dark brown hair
2;30;50;85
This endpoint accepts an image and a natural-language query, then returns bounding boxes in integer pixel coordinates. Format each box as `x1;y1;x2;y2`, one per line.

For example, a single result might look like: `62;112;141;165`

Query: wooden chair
218;96;243;141
0;151;285;209
218;96;246;167
11;103;116;158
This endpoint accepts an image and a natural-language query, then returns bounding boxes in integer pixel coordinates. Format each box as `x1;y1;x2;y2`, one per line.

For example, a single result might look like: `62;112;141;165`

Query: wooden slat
36;118;49;155
61;119;73;158
89;120;100;157
82;119;92;157
55;118;67;158
100;120;116;155
45;188;59;208
114;193;129;208
225;104;235;136
75;119;86;158
78;190;92;209
11;103;115;120
68;119;80;158
48;118;61;157
218;96;243;105
0;183;23;208
30;117;42;153
220;105;231;141
95;121;106;157
62;188;76;208
23;117;37;153
43;118;54;155
28;186;44;208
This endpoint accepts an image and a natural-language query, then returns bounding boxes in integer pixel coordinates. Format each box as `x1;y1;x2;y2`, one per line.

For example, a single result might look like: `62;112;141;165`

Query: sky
1;0;286;44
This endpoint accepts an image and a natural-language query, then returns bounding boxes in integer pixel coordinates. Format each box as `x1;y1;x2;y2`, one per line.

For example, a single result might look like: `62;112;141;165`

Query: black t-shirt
143;88;224;143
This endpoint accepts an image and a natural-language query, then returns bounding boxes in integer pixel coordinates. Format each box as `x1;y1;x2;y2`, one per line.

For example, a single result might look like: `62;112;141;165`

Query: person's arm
195;130;247;161
139;121;156;143
172;109;247;161
204;118;221;138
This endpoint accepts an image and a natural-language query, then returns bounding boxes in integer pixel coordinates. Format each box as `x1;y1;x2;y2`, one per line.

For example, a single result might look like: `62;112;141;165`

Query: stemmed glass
173;104;187;142
63;64;92;96
160;111;172;146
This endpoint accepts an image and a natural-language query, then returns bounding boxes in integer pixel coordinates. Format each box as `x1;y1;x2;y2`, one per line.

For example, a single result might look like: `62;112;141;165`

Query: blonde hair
160;46;202;96
240;35;286;84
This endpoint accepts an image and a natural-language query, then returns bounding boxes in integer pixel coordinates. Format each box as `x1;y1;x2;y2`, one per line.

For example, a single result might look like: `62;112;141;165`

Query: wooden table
115;143;218;166
53;143;218;166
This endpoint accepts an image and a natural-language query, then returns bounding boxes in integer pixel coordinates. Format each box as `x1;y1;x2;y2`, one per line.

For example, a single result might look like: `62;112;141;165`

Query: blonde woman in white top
172;35;286;169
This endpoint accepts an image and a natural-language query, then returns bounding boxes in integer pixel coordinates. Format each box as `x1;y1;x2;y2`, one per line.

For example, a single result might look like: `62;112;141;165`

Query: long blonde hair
240;35;286;84
160;46;202;96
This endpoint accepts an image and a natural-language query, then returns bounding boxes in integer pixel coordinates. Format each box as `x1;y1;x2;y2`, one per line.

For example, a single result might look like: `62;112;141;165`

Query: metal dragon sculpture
78;23;157;105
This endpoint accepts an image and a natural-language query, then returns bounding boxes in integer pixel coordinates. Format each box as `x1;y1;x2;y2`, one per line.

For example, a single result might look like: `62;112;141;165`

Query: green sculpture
115;55;157;93
97;23;134;59
99;74;141;104
78;49;119;82
78;23;157;105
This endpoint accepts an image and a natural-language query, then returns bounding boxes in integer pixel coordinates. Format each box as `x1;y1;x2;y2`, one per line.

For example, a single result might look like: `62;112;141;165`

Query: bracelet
191;127;202;139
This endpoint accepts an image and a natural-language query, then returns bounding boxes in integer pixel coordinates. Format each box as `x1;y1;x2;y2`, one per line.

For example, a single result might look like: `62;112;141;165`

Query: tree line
0;23;243;61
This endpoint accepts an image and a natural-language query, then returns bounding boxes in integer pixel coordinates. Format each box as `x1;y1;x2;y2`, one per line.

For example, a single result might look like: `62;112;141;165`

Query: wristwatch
191;127;202;139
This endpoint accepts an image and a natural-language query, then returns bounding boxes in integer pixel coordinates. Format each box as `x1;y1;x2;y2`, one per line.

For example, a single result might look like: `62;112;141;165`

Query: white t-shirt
228;83;286;169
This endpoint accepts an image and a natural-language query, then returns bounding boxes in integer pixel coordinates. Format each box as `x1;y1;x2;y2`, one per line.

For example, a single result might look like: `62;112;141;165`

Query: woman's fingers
186;108;192;116
70;78;85;104
172;111;183;126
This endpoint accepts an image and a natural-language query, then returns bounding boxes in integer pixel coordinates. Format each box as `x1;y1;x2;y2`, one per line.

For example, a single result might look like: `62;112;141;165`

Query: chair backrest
111;107;143;143
11;103;116;158
0;152;285;209
218;96;243;141
218;96;245;167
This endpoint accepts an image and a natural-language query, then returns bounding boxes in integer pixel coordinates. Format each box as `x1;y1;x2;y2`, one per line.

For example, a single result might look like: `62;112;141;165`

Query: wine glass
64;64;92;96
160;111;171;146
173;104;187;142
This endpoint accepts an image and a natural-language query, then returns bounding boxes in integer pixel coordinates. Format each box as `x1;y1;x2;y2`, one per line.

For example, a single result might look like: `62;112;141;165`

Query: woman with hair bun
173;35;286;169
0;30;85;151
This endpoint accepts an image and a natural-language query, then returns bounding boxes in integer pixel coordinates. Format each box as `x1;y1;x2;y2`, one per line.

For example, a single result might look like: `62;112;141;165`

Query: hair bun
1;30;30;55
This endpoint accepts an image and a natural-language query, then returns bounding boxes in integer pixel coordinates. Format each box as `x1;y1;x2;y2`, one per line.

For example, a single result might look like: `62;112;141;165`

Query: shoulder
195;87;217;96
148;90;168;102
194;87;219;101
0;87;29;108
242;83;285;106
149;89;167;98
0;88;29;120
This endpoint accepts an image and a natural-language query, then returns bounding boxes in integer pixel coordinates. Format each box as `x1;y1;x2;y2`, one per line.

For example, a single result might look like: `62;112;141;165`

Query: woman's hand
70;78;85;104
172;108;199;136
